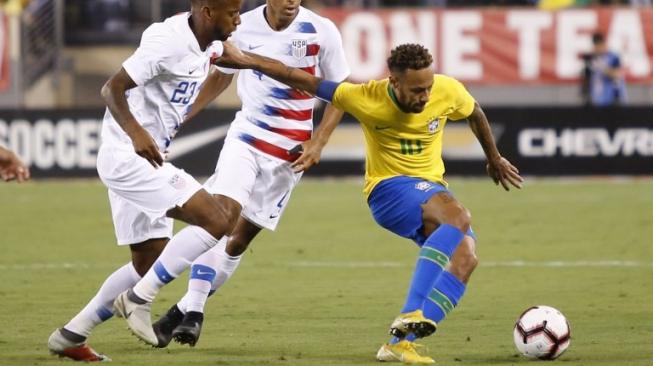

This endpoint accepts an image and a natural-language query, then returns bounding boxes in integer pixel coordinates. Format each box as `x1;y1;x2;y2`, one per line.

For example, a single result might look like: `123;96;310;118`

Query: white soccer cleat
113;290;158;346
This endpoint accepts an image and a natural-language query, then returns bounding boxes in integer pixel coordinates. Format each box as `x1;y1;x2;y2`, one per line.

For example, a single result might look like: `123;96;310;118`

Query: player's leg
421;234;477;329
95;145;240;345
368;177;468;363
170;217;262;346
167;146;299;346
151;138;259;346
390;188;470;338
48;190;173;361
114;190;241;345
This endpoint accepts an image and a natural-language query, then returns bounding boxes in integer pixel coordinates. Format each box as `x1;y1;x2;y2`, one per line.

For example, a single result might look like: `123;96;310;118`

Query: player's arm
467;102;523;191
0;146;30;182
101;68;163;167
184;68;234;122
216;42;337;100
290;103;345;172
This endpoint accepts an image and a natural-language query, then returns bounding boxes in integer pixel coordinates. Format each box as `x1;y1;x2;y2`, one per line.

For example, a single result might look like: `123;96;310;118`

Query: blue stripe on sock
190;264;217;283
153;261;174;284
95;306;113;321
423;271;467;323
401;224;464;313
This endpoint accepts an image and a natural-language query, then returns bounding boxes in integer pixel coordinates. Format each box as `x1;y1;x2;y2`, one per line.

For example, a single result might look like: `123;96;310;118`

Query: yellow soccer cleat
389;310;437;339
376;340;435;364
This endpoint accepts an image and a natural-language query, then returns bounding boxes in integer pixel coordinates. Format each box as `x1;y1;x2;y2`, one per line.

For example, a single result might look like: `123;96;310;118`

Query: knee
446;208;472;234
200;198;241;239
448;237;478;282
461;249;478;275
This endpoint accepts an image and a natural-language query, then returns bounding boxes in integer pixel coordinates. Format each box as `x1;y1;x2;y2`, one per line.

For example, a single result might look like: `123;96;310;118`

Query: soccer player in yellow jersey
217;43;523;364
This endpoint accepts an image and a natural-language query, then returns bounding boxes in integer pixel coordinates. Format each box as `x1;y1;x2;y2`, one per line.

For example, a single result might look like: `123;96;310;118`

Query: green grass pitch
0;178;651;365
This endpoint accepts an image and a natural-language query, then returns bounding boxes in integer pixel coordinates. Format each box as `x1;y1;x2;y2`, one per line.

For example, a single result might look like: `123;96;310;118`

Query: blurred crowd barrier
0;106;651;178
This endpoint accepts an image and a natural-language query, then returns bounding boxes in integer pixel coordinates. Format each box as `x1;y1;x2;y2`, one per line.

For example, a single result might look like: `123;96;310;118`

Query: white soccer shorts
97;144;203;245
204;137;302;231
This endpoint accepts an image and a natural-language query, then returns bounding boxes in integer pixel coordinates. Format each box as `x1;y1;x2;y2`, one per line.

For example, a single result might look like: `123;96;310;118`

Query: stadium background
0;1;651;365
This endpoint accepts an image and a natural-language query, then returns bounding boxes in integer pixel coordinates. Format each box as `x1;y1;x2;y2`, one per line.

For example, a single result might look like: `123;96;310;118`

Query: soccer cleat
389;310;437;339
48;329;111;362
171;311;204;347
113;290;158;346
376;340;435;364
152;304;185;348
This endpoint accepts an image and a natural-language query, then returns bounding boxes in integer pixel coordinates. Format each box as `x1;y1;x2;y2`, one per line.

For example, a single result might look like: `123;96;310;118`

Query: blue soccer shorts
367;176;475;246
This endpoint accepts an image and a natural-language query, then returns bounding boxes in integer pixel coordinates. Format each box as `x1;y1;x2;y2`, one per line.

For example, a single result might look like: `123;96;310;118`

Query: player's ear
389;74;399;89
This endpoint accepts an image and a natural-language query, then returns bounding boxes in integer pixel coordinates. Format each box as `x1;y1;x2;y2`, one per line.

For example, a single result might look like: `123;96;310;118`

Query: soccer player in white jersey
47;0;242;361
143;0;350;348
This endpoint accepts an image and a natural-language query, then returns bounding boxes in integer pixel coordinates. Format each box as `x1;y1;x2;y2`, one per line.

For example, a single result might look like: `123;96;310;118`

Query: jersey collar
387;83;403;111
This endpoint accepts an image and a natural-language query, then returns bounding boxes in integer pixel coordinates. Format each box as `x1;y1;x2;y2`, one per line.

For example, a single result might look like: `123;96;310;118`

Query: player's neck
387;84;410;113
264;6;296;31
188;16;211;51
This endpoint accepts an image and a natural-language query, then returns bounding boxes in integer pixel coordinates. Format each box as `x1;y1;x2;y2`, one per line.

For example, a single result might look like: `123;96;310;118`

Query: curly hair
387;44;433;73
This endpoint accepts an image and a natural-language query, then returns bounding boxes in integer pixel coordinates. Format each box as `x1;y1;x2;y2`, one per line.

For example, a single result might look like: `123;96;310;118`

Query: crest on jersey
168;174;186;190
291;39;307;59
428;118;440;134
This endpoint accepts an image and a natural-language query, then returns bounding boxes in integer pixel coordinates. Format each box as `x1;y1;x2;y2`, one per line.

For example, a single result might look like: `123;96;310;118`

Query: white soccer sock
178;237;242;313
179;236;227;313
64;262;141;338
132;226;220;302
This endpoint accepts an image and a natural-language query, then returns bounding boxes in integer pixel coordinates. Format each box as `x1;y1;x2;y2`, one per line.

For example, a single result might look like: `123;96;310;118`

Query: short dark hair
592;32;605;45
387;44;433;73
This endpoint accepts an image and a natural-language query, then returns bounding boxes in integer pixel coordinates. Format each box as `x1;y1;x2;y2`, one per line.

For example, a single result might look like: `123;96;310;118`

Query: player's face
205;0;242;41
391;67;433;113
266;0;301;24
593;41;607;54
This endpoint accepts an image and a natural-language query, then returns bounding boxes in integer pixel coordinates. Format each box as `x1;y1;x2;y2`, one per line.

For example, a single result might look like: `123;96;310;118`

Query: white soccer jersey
101;12;224;152
221;5;350;162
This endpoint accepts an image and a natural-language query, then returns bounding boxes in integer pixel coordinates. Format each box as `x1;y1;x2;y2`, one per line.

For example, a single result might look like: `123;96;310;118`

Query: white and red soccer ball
513;305;571;360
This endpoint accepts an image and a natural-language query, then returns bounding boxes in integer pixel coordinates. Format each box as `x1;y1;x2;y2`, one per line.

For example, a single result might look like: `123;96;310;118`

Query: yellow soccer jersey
332;74;475;197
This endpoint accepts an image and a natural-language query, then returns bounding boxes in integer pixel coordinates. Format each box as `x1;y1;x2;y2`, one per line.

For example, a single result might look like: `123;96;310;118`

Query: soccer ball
513;305;571;360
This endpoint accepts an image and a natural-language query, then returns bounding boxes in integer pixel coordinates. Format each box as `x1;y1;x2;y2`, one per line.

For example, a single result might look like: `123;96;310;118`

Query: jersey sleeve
318;19;350;82
122;24;172;86
609;53;621;68
331;82;365;116
447;77;476;121
216;34;241;75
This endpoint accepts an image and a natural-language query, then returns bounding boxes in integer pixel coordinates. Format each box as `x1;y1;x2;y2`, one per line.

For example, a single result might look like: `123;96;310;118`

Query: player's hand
486;156;523;191
0;148;30;182
214;41;251;69
129;126;163;168
290;139;325;173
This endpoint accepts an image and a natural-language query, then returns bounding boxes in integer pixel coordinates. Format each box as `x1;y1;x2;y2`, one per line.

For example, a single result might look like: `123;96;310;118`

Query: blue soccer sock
423;271;466;323
389;271;466;345
400;224;464;314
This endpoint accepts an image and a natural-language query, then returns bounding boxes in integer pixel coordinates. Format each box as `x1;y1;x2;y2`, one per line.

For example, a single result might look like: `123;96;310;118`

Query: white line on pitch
288;260;653;268
0;260;652;271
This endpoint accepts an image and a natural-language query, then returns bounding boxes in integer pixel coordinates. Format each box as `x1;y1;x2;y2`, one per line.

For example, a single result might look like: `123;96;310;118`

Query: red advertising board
320;7;653;84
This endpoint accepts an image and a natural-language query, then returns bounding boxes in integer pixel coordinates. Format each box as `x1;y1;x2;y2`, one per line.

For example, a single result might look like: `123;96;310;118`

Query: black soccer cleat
172;311;204;347
152;304;185;348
